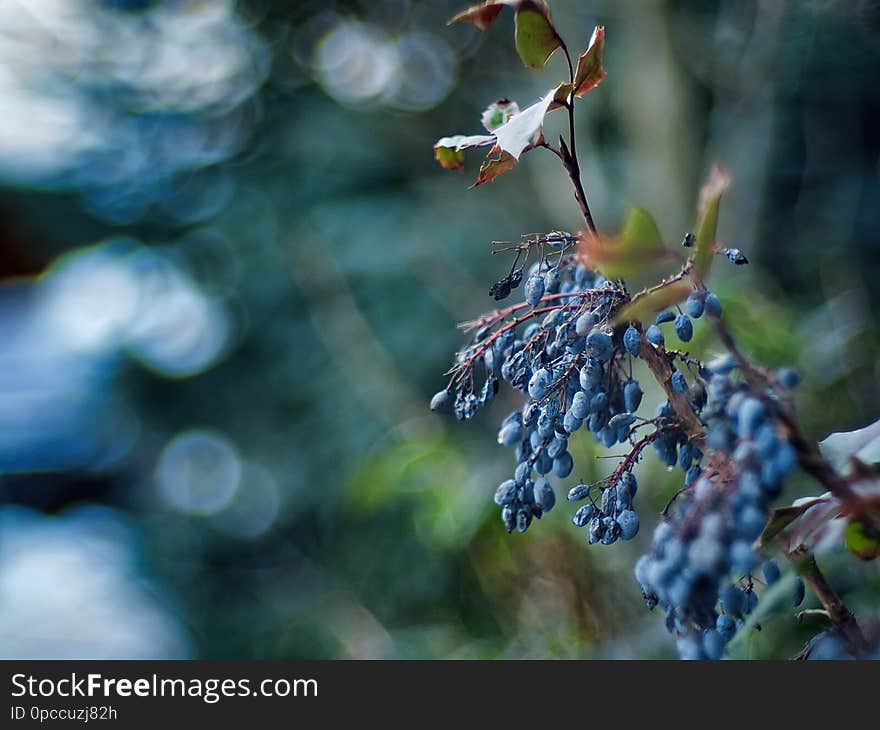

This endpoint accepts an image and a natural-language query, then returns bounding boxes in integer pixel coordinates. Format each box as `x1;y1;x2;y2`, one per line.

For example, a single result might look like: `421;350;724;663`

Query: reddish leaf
448;1;509;30
572;26;606;96
473;149;518;186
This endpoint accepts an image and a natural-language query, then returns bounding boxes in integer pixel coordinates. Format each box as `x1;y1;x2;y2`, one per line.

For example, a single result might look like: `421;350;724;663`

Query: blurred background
0;0;878;659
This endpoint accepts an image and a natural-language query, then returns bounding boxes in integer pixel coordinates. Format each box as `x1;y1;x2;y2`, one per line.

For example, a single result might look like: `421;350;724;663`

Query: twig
788;547;869;657
636;331;705;442
558;43;598;236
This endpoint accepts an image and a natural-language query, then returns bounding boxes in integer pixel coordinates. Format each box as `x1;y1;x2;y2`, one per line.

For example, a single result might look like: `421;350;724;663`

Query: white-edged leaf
493;93;556;159
819;417;880;475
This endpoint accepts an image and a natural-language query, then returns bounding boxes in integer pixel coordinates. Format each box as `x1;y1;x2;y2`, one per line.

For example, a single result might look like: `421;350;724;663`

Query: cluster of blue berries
567;472;640;544
434;252;658;534
643;289;721;349
431;232;815;659
633;361;804;658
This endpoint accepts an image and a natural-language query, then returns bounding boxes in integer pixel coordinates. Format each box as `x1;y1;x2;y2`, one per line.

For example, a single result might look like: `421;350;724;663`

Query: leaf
572;26;606;96
473;149;518;186
819;417;880;476
620;206;665;251
450;1;560;71
514;2;561;71
433;134;496;169
782;496;843;553
448;1;510;30
757;494;834;548
581;207;673;281
693;164;730;279
612;281;691;325
493;92;556;159
550;81;573;108
845;516;880;560
481;99;520;132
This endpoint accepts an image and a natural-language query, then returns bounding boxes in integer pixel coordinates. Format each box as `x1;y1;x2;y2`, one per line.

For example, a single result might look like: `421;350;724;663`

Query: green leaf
693;164;730;279
433;134;496;169
450;2;560;71
514;3;561;71
583;207;672;281
572;26;606;96
481;99;519;132
620;207;665;252
845;517;880;560
819;417;880;476
612;281;691;325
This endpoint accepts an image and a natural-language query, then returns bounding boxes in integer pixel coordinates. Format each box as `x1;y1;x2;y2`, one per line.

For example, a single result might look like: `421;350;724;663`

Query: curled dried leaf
572;26;606;96
473;148;518;186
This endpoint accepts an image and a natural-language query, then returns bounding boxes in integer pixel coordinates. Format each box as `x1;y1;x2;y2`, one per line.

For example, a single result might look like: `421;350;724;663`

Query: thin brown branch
636;331;705;443
789;548;869;657
558;43;597;236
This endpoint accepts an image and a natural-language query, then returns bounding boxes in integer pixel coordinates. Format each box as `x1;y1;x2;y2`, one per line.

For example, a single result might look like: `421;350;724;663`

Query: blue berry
684;292;705;318
762;560;781;585
525;274;545;306
656;310;675;324
528;368;552;399
674;314;693;342
720;586;746;616
534;478;556;512
777;367;800;388
671;371;687;393
716;614;736;641
624;380;643;413
573;504;596;527
704;292;722;318
543;267;561;293
792;578;806;607
494;479;518;506
553;451;574;478
430;389;450;411
617;510;640;540
497;421;522;446
725;248;749;265
702;630;725;660
586;330;613;361
570;390;589;419
575;311;596;336
645;324;665;346
623;326;641;357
